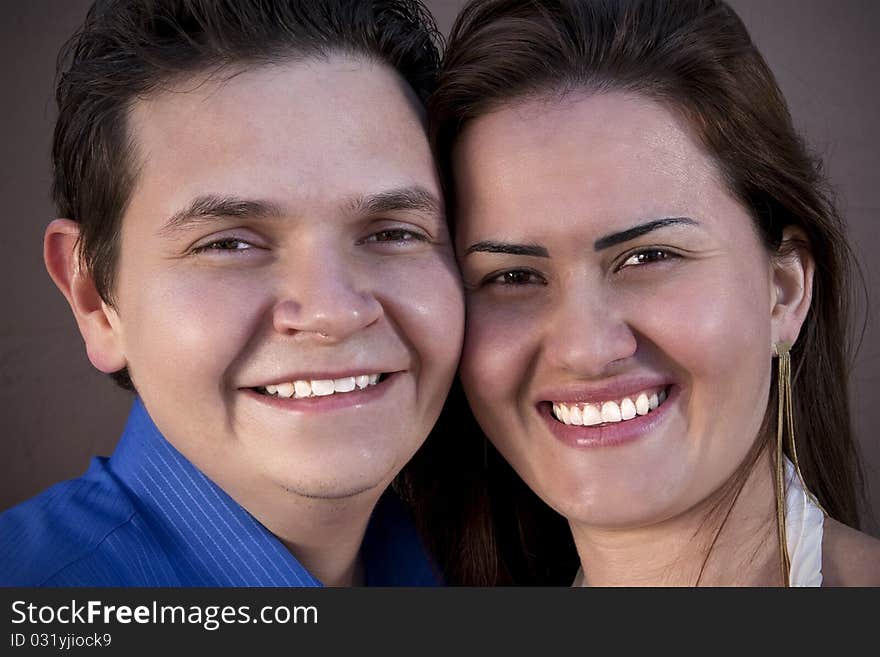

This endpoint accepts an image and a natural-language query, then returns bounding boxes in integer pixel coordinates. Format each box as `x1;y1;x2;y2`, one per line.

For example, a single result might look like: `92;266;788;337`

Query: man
0;0;463;586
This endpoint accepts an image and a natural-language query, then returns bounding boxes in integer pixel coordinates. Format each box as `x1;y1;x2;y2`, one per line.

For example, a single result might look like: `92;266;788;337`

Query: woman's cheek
636;262;769;366
461;298;539;403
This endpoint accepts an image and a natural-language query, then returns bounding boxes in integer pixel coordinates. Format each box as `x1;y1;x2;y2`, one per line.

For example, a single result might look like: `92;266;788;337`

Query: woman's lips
540;385;677;448
551;386;668;426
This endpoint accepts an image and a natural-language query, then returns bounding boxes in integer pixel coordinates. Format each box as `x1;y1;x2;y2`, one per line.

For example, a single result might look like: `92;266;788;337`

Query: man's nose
270;249;383;343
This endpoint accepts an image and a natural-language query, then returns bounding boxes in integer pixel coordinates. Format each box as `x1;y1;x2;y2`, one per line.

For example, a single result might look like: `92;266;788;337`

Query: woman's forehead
452;92;737;238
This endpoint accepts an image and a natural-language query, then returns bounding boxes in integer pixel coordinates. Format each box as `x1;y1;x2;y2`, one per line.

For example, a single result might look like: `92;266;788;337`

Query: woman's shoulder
821;517;880;586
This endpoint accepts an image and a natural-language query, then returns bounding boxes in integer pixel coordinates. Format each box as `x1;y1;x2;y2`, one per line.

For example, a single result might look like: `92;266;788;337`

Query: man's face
103;56;464;501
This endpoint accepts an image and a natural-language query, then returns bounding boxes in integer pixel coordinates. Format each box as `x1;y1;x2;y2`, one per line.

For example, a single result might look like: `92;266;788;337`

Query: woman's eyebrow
463;218;697;257
464;241;550;257
593;217;698;251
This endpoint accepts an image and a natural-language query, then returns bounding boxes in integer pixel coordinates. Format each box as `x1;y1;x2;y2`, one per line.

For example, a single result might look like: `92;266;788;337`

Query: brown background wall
2;0;878;535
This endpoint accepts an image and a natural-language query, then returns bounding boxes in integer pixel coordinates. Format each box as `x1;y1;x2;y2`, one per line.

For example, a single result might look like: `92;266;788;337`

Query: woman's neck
570;449;784;586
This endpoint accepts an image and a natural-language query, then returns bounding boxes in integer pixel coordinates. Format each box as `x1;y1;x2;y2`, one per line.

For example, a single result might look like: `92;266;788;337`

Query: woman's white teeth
261;374;382;398
582;404;602;426
601;401;621;423
558;404;570;424
552;388;668;426
620;397;637;420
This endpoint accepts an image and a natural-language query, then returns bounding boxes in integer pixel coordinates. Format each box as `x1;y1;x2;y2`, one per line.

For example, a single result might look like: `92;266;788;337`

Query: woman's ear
770;226;815;349
44;218;127;373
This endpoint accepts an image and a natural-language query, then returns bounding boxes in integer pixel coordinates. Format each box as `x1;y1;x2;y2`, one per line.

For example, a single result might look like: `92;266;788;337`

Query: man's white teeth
294;380;312;398
275;383;294;398
334;377;356;393
311;380;335;396
261;374;382;398
552;387;669;426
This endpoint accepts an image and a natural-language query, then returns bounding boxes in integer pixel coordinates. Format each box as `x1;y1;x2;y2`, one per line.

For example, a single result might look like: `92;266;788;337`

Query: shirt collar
108;398;437;586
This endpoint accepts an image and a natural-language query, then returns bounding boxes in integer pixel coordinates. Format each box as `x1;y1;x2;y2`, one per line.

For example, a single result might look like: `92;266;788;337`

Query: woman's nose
542;283;638;377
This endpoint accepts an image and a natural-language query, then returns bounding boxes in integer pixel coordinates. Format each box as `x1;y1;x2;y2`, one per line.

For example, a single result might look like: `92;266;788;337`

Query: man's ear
770;226;815;350
44;218;127;374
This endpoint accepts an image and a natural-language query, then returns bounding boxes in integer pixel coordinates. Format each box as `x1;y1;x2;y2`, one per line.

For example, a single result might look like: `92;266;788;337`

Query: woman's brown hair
397;0;866;585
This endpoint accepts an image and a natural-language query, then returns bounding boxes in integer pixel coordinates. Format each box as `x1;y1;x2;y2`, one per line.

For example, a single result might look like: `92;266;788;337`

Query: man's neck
212;467;385;586
271;493;377;587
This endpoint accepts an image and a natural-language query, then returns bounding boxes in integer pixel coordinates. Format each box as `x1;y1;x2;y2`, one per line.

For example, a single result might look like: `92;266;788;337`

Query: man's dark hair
52;0;442;390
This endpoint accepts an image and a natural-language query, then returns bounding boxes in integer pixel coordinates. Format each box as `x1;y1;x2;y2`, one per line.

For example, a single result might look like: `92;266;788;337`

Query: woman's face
454;92;796;528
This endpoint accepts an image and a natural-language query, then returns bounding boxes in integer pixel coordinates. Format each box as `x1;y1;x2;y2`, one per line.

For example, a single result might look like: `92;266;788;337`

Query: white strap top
570;458;825;586
784;458;825;587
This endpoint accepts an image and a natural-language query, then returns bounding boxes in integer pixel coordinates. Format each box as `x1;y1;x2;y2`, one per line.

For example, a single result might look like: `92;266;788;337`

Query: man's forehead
133;56;425;134
121;55;438;234
127;54;426;139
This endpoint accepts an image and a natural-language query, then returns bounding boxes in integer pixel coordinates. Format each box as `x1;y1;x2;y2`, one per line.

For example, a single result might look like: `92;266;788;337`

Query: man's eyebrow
464;241;550;258
348;185;443;219
593;217;698;251
158;195;283;236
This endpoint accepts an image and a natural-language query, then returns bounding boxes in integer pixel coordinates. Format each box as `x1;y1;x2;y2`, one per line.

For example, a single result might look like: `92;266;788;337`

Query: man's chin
276;475;388;502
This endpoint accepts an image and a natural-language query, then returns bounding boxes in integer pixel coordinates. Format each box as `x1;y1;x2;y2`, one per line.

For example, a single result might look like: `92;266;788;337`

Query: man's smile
252;372;389;398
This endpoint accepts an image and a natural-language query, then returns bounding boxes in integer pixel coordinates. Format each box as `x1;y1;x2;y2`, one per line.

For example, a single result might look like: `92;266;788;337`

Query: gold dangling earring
774;341;826;587
773;341;793;587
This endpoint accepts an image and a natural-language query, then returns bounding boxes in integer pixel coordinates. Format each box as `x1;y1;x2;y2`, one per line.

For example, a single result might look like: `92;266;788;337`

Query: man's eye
191;238;253;253
487;269;546;286
618;248;678;269
365;229;427;243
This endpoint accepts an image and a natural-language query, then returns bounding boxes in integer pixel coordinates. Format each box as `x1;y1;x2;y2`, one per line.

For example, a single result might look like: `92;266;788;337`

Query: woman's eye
618;248;677;269
191;238;254;254
487;269;546;286
365;229;427;243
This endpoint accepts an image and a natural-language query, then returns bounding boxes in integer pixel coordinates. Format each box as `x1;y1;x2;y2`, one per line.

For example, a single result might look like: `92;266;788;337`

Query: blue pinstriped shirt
0;398;439;587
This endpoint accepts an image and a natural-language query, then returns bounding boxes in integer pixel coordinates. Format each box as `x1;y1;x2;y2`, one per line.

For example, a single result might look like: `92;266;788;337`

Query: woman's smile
541;385;676;449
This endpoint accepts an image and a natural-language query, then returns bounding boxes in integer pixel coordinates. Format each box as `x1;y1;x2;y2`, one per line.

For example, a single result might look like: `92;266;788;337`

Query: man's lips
247;368;396;389
242;364;405;394
243;371;402;410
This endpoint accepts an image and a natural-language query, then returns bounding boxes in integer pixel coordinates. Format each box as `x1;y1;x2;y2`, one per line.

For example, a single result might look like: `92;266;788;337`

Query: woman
412;0;880;585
